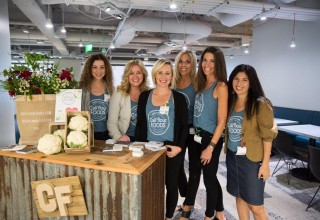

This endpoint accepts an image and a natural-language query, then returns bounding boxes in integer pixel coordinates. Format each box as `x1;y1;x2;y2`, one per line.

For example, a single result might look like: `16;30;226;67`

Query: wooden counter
0;141;166;219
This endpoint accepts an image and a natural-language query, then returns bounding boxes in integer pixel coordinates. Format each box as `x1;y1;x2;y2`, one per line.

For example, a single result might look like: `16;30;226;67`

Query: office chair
306;146;320;211
272;130;306;184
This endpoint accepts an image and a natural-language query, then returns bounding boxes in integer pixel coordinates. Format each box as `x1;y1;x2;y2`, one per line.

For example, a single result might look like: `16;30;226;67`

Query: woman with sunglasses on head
181;46;227;220
135;59;188;220
225;64;277;220
79;53;114;140
107;60;150;142
173;50;197;211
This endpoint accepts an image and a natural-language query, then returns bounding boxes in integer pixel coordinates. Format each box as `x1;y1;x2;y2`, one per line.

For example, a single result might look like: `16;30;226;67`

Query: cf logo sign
36;182;72;216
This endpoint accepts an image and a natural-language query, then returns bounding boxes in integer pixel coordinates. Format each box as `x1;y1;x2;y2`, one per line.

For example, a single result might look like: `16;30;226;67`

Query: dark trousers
94;131;110;140
166;151;185;218
184;133;224;217
178;133;194;197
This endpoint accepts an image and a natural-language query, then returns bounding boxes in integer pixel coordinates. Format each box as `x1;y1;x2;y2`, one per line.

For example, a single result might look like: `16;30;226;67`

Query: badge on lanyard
104;94;110;102
236;134;247;155
159;100;169;115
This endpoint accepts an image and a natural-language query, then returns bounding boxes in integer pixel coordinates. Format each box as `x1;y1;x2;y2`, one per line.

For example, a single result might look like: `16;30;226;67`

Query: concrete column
0;0;15;145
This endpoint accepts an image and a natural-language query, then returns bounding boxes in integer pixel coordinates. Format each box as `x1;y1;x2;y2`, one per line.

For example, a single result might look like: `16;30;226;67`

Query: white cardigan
107;91;132;140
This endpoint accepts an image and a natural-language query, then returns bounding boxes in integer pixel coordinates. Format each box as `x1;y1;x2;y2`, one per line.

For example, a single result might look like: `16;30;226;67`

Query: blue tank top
227;110;244;152
176;83;196;124
126;100;138;137
90;93;109;132
146;90;175;142
193;82;218;133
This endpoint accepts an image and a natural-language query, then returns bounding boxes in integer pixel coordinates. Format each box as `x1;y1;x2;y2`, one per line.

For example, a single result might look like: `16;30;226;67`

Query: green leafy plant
0;53;77;98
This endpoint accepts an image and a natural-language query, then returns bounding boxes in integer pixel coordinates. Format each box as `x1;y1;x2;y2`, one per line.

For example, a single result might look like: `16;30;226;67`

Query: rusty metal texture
0;154;165;220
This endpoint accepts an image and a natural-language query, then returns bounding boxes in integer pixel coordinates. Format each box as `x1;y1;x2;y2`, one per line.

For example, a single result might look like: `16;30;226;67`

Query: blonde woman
135;59;188;220
173;50;197;210
107;60;149;142
79;53;114;140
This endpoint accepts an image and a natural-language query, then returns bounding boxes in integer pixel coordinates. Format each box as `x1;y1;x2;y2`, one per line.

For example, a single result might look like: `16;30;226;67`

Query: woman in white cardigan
107;60;150;141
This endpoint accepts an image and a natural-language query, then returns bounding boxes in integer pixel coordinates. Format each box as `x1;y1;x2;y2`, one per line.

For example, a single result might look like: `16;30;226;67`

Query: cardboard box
64;111;92;153
49;122;65;134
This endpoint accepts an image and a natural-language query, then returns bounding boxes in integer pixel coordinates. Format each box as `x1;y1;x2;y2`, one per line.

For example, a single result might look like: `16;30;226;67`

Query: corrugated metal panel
0;155;165;220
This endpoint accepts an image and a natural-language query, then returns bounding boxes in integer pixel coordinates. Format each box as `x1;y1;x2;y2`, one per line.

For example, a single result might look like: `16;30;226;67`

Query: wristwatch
208;142;216;149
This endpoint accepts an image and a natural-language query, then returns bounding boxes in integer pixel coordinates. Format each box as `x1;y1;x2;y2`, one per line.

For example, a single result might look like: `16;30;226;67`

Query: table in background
0;141;166;220
275;118;299;126
278;124;320;181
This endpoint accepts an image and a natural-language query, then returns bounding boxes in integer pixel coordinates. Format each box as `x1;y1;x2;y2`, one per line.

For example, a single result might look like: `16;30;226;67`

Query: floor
172;152;320;220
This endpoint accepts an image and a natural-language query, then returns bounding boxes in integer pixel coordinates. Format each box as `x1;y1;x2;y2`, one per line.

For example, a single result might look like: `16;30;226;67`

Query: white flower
68;115;88;131
67;131;87;149
37;134;62;155
53;129;65;142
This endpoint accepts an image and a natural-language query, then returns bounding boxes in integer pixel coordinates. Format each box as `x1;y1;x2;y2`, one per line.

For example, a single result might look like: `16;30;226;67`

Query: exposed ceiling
8;0;320;62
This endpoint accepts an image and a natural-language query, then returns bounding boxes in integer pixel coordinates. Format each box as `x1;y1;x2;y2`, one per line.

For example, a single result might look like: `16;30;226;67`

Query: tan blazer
225;99;278;162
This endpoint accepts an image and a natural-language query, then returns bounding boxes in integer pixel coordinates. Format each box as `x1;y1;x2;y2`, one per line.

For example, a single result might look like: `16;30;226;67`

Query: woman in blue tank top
79;53;114;140
173;50;197;210
181;47;228;220
135;59;188;220
225;64;277;220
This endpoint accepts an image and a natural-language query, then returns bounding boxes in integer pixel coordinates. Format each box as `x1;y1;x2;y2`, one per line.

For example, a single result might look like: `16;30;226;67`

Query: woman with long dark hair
181;46;227;220
225;64;277;220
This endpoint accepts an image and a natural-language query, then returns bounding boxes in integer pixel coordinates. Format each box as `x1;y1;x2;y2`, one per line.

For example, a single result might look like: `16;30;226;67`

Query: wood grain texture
0;141;165;175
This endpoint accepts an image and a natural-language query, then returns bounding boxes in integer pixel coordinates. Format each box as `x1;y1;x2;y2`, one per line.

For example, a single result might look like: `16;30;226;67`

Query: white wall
225;19;320;111
0;0;15;145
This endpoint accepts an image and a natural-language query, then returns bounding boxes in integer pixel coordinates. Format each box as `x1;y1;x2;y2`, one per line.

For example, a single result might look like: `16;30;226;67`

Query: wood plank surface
0;140;165;175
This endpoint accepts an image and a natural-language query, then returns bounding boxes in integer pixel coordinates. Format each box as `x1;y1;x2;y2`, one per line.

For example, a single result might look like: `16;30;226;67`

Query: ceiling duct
113;17;211;56
12;0;69;55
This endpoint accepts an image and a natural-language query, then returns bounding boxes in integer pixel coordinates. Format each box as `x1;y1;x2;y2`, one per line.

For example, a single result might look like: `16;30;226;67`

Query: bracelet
208;142;216;149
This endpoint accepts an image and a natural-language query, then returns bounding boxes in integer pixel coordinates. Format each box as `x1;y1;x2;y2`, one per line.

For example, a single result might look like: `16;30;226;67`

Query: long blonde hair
117;60;150;95
173;50;197;89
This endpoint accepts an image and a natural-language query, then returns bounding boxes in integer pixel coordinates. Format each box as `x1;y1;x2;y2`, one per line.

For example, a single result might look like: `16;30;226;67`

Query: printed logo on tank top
90;99;108;121
228;115;243;142
148;110;170;135
130;105;138;126
194;93;204;117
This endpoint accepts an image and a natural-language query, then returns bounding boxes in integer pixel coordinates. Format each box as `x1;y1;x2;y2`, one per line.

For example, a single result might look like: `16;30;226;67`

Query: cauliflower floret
37;134;62;155
53;129;65;142
67;131;87;149
68;115;88;131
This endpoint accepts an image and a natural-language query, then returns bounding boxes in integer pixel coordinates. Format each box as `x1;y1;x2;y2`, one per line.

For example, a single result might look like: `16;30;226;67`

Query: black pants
178;133;194;197
165;142;185;218
94;131;110;140
184;132;224;217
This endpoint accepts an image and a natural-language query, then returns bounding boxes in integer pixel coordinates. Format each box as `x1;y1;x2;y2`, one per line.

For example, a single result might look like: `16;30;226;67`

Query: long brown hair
197;46;227;92
79;53;114;95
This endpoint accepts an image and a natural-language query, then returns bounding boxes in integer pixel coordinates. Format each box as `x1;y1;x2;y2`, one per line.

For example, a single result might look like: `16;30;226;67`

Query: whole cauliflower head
68;115;88;131
53;129;65;142
67;131;87;149
38;134;62;155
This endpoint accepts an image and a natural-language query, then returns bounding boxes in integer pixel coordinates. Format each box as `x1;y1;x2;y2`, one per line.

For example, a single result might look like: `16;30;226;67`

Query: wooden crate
49;122;65;134
64;111;92;153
